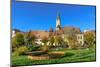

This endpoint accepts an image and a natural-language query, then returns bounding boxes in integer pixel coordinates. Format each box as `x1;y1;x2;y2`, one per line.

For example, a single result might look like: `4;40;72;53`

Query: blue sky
12;0;96;32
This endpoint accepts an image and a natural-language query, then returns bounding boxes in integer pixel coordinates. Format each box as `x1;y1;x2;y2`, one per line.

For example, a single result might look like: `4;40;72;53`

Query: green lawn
12;48;96;66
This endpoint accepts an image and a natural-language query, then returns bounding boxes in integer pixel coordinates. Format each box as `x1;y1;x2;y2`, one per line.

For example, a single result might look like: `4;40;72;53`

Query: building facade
76;34;84;46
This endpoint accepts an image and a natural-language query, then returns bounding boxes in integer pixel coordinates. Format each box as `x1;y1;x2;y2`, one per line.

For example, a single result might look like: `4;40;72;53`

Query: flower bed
27;51;66;60
28;55;50;60
48;52;65;59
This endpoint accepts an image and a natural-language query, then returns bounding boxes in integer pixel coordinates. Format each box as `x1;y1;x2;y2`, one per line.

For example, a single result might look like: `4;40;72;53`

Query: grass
12;48;96;66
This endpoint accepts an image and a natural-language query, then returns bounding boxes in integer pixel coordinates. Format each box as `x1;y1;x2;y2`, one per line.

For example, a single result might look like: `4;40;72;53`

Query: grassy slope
12;48;96;66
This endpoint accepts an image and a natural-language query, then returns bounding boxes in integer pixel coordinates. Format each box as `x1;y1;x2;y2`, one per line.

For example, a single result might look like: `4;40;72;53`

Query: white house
12;29;21;38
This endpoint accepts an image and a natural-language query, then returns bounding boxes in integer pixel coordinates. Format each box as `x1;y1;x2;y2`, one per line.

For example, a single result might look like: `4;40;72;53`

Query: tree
41;37;49;52
54;36;64;47
24;31;36;47
12;32;24;48
42;37;48;44
49;36;55;46
84;32;95;48
12;32;25;52
67;35;80;49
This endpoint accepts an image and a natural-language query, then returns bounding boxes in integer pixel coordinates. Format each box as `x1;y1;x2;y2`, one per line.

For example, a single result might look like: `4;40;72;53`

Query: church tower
56;12;61;31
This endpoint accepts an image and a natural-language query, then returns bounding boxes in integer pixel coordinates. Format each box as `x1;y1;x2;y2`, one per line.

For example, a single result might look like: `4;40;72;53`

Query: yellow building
76;34;84;46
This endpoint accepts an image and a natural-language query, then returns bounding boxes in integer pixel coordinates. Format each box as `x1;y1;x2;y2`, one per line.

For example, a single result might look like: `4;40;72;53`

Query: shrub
64;52;74;57
41;45;49;52
13;46;28;56
28;45;40;51
18;46;28;55
12;51;19;57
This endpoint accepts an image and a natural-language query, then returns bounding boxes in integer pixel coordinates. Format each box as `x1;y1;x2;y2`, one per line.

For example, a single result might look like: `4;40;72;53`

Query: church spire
56;11;61;31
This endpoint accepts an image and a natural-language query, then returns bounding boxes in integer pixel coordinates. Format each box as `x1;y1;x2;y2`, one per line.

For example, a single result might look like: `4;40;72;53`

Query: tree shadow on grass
64;52;74;57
